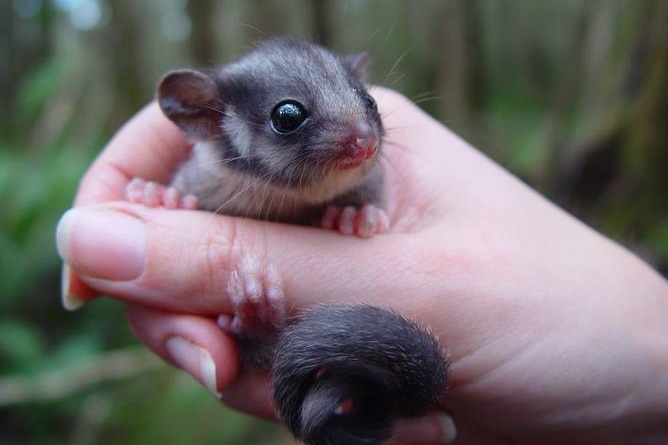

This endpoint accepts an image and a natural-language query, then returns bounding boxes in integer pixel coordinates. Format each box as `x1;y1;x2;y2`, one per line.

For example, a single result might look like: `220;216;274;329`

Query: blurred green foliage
1;0;665;444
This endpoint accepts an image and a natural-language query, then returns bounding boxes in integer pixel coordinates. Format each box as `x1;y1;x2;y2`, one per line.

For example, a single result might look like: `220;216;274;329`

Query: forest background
1;1;666;443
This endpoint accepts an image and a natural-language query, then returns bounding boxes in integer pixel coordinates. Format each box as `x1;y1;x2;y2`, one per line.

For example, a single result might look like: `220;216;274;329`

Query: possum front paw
320;204;389;238
126;177;199;210
218;254;287;369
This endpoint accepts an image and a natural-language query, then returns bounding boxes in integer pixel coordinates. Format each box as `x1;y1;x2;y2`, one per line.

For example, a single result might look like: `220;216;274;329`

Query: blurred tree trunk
311;0;334;46
459;0;486;113
244;0;287;37
621;0;668;228
2;2;55;138
105;2;146;114
187;0;217;66
0;1;14;133
559;0;668;269
434;0;486;134
542;1;595;190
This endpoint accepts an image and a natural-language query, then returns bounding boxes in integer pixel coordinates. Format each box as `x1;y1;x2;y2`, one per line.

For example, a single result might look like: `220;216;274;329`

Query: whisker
384;48;411;85
379;151;399;172
211;168;270;215
412;95;443;106
388;72;407;86
237;22;267;38
379;107;404;120
412;90;437;100
384;19;397;44
382;139;409;152
185;154;253;172
198;104;225;115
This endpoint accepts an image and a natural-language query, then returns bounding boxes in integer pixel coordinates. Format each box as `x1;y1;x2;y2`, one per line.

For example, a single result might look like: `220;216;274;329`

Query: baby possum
129;36;388;237
127;37;447;445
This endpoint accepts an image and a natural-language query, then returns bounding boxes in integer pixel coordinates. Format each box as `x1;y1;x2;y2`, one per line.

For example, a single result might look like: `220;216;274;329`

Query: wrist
565;225;668;443
613;273;668;444
634;296;668;443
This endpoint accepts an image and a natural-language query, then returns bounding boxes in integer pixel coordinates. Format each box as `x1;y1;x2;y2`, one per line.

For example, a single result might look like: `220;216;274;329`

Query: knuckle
197;217;269;297
199;218;240;295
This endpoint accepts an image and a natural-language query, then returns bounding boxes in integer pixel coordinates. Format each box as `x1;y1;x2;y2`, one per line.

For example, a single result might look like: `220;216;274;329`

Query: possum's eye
271;100;307;134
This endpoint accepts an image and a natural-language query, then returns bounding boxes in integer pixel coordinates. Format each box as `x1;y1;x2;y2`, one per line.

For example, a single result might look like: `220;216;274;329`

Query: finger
63;102;190;303
125;303;240;398
219;370;275;420
56;201;423;315
75;101;191;206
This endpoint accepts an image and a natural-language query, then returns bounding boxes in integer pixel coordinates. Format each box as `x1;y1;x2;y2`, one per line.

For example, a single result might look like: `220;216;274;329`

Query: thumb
55;201;399;314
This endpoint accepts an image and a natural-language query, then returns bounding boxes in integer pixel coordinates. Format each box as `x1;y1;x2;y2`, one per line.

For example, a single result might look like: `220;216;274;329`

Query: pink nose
346;121;378;158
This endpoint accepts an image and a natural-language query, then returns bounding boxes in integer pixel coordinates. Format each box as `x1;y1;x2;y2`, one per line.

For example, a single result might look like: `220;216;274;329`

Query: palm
376;97;653;441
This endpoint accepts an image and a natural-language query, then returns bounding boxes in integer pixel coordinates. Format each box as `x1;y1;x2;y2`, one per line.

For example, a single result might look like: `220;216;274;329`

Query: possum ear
344;52;370;80
157;69;222;140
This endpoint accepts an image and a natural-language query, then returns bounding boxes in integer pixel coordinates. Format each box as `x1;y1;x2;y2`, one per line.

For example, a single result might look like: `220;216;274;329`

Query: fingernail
56;207;146;281
165;336;220;398
391;413;457;444
61;263;101;311
61;263;86;310
438;413;457;443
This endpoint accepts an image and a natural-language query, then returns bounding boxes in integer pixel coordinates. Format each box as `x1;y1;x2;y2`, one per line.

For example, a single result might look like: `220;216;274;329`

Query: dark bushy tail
272;304;448;445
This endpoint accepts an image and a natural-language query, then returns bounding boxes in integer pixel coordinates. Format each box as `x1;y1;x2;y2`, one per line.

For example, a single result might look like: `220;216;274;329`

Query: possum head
157;37;383;190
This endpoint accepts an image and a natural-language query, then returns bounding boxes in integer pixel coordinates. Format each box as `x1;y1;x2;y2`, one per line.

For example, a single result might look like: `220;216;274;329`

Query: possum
127;37;447;445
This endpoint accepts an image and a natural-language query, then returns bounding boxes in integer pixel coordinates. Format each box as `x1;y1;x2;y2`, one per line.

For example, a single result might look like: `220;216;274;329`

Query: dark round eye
271;100;307;134
363;92;377;111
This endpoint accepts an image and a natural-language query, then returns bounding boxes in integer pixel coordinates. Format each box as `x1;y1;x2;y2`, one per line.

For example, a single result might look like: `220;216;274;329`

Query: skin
56;87;668;444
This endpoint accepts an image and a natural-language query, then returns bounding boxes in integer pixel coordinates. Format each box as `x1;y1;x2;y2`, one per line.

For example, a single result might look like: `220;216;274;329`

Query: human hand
56;88;668;444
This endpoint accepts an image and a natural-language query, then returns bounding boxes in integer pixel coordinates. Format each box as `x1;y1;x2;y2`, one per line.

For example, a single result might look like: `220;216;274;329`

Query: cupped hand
56;88;668;444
